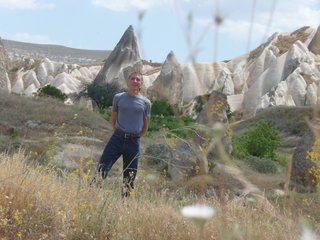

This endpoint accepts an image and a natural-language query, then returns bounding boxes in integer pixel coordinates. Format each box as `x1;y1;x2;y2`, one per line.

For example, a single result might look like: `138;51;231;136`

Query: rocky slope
2;39;111;65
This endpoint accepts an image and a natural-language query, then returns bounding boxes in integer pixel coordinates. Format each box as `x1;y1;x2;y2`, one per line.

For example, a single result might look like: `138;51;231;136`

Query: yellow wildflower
57;210;64;216
81;202;88;208
42;175;49;181
86;160;93;166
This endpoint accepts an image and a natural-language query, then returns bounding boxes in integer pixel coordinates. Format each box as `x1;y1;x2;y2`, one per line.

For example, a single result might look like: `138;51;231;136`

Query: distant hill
2;39;111;65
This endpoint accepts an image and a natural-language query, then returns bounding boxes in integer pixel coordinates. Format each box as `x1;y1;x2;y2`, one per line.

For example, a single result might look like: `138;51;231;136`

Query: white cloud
8;33;58;45
0;0;54;9
90;0;171;11
190;0;320;40
220;19;269;43
272;6;320;30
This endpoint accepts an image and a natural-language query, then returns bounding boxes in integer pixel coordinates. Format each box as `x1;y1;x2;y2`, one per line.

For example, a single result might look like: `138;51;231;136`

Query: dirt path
215;162;260;195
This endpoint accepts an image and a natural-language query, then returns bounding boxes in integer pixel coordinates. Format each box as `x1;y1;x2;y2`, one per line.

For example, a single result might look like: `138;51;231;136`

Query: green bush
274;152;290;167
147;99;196;139
76;82;120;110
99;110;112;123
37;85;68;101
25;120;38;129
148;123;161;131
149;115;195;139
232;135;249;159
232;120;281;160
151;99;174;116
7;126;20;139
245;156;277;173
194;93;211;113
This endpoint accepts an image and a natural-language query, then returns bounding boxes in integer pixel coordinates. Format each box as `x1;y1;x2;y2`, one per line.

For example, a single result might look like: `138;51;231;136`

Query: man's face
127;73;143;92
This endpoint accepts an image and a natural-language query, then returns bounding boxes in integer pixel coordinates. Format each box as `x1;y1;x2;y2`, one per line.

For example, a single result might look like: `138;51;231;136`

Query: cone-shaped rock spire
147;51;184;108
93;25;143;89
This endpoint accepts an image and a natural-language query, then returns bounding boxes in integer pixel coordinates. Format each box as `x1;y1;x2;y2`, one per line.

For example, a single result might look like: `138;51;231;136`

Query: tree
151;99;175;116
76;82;120;110
233;120;282;160
37;85;68;101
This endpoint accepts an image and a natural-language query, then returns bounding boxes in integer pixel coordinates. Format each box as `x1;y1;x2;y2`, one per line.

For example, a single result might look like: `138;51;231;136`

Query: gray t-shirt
112;92;151;135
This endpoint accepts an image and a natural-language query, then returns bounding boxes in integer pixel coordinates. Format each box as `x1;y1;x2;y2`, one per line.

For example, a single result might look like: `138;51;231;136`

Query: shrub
37;85;68;101
151;99;174;116
147;100;196;139
148;122;161;131
245;156;277;173
99;109;112;123
7;126;20;139
76;82;120;110
149;115;195;139
25;120;38;129
231;135;249;159
232;120;281;160
194;93;211;113
275;152;291;167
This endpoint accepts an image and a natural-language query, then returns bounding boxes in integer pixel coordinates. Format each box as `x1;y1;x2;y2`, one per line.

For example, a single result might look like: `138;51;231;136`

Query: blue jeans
97;131;140;190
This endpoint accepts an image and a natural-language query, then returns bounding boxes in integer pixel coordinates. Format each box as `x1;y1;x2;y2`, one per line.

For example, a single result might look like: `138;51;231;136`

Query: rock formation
308;26;320;55
193;91;233;158
2;25;320;116
0;38;11;92
147;51;184;108
93;25;143;90
168;140;208;181
241;26;320;114
290;119;320;192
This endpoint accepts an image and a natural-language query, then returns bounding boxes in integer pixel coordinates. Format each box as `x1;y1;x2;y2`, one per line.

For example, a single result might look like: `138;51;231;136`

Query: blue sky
0;0;319;64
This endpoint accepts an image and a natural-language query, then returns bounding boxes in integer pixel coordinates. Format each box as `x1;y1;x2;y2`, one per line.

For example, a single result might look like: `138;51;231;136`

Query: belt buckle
124;133;131;138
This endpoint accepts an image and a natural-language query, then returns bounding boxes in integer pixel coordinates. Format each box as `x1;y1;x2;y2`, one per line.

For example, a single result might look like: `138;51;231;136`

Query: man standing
97;72;151;197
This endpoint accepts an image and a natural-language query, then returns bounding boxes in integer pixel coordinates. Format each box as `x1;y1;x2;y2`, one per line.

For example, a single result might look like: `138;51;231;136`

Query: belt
115;129;140;138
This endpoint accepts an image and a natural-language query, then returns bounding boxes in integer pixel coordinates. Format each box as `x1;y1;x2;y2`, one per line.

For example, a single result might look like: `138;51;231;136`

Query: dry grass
247;26;310;63
300;72;318;87
1;150;317;240
144;66;162;76
0;89;110;158
231;105;320;137
1;82;320;239
273;26;310;57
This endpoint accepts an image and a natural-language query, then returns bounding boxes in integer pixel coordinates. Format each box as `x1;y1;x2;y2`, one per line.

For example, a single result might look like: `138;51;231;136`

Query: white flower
301;227;317;240
181;204;216;235
181;204;216;220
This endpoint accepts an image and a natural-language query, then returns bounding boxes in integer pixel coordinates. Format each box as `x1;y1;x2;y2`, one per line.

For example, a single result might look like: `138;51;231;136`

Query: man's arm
140;116;150;136
111;111;118;131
